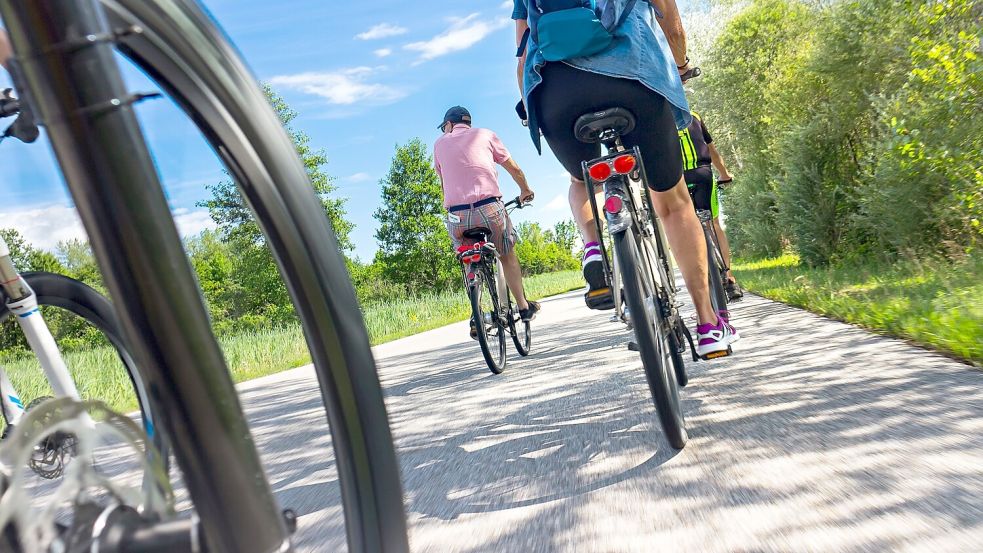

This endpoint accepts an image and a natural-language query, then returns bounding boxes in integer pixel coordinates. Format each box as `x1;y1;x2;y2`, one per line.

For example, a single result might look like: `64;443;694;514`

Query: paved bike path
236;287;983;552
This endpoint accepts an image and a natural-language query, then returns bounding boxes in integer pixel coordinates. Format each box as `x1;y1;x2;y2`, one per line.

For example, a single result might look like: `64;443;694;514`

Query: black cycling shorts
533;62;683;192
685;166;719;218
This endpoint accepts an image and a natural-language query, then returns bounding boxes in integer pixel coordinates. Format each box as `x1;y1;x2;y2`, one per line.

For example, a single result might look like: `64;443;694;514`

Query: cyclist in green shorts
678;111;743;300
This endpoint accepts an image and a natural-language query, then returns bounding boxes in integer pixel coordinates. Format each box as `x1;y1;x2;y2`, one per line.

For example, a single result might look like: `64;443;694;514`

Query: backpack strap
516;27;531;57
614;0;638;28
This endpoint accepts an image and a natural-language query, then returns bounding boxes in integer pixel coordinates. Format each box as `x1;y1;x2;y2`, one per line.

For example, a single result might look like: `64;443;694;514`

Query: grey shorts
446;200;518;256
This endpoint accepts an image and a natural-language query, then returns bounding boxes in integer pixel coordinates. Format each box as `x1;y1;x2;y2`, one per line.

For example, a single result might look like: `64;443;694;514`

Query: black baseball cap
438;106;472;129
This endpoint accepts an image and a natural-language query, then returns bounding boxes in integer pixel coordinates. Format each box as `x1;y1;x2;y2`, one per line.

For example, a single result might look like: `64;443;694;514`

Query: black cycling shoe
583;260;614;310
519;301;541;322
726;279;744;302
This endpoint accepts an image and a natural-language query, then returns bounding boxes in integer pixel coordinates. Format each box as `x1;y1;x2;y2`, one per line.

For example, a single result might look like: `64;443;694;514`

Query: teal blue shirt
513;0;692;152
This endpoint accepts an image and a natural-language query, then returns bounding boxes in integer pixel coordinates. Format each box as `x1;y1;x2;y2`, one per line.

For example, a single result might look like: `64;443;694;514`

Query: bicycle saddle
574;107;636;144
462;227;493;241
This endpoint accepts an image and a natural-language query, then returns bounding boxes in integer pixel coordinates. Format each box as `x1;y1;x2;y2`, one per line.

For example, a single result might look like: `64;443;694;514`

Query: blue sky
0;0;709;261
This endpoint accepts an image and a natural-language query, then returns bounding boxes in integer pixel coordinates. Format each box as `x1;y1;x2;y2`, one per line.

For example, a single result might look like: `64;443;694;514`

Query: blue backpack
519;0;638;62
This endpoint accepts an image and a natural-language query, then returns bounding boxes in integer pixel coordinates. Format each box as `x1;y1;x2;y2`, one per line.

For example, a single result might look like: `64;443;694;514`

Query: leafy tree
552;220;580;254
514;222;579;275
55;239;102;292
0;228;63;273
197;86;354;329
373;138;459;292
200;85;353;250
696;0;981;264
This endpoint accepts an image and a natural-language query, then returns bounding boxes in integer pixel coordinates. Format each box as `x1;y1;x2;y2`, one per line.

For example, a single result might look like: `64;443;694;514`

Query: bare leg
568;176;602;244
650;178;718;326
500;251;528;310
713;217;736;282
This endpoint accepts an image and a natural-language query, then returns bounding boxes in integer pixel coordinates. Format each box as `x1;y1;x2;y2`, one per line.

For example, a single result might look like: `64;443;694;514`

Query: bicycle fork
0;237;82;428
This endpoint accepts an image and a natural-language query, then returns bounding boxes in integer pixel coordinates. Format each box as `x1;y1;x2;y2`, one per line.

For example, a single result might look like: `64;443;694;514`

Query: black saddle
462;227;493;241
574;107;636;144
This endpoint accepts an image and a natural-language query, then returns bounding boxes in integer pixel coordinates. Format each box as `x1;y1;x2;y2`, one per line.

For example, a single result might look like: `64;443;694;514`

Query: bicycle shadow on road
378;307;696;522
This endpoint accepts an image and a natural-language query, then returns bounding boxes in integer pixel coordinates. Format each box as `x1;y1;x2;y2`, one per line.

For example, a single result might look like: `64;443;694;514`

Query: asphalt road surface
230;286;983;552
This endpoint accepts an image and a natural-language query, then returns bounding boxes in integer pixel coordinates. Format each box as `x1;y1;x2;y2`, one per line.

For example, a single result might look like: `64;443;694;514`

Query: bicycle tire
613;227;687;449
705;230;729;315
505;287;532;356
11;1;411;551
470;269;507;374
668;327;688;388
0;272;167;463
637;235;688;389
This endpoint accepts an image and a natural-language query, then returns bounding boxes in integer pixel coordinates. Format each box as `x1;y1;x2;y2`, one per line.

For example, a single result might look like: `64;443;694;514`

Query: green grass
732;253;983;366
0;270;584;417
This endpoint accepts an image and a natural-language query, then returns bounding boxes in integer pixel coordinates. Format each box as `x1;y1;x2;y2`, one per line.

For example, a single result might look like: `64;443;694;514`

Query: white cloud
500;0;513;10
374;48;393;58
0;205;85;251
269;68;406;106
356;23;408;41
343;172;372;183
0;205;216;251
172;208;218;237
404;13;510;64
545;194;568;212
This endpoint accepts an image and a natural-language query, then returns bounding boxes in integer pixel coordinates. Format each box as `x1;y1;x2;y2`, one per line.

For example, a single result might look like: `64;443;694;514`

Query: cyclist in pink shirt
434;106;541;328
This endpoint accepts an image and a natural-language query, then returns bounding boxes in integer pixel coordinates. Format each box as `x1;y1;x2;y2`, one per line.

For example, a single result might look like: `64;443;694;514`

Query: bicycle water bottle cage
574;107;636;144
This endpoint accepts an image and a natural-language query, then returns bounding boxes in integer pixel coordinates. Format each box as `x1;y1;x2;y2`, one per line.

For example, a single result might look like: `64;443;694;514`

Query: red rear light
613;155;636;174
470;253;481;263
588;162;612;182
604;196;624;214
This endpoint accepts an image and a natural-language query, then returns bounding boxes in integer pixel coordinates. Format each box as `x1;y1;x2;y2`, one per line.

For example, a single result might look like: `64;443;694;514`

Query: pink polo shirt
433;124;511;209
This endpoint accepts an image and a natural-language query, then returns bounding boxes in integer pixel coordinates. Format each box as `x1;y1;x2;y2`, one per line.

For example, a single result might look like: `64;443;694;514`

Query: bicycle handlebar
504;196;531;209
0;98;20;118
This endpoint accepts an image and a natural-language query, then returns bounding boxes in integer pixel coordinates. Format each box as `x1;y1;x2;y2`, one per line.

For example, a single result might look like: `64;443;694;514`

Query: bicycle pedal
700;346;732;361
585;287;615;310
627;341;639;352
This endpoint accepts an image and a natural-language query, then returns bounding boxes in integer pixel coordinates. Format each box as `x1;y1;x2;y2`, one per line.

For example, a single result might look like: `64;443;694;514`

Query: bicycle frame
0;1;291;551
0;235;82;427
581;144;678;328
696;209;728;276
1;0;408;550
458;241;508;320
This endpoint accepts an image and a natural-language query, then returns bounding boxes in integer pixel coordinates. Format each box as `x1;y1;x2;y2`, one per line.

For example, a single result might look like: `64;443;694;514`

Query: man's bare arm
648;0;688;71
708;143;733;182
501;157;534;202
0;29;12;71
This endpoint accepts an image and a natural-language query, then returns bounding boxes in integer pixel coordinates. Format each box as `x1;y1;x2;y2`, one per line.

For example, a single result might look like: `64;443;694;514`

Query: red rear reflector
604;196;624;214
588;162;612;182
470;254;481;263
613;155;636;174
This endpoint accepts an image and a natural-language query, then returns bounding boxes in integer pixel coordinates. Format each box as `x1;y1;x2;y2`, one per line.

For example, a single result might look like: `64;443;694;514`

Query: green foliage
0;230;113;359
696;0;814;257
514;221;579;275
1;270;585;417
373;138;459;293
55;239;103;292
697;0;982;265
195;86;356;331
733;251;983;366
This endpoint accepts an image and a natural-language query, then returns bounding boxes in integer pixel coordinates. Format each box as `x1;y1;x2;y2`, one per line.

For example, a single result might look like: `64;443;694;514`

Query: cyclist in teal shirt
512;0;739;356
